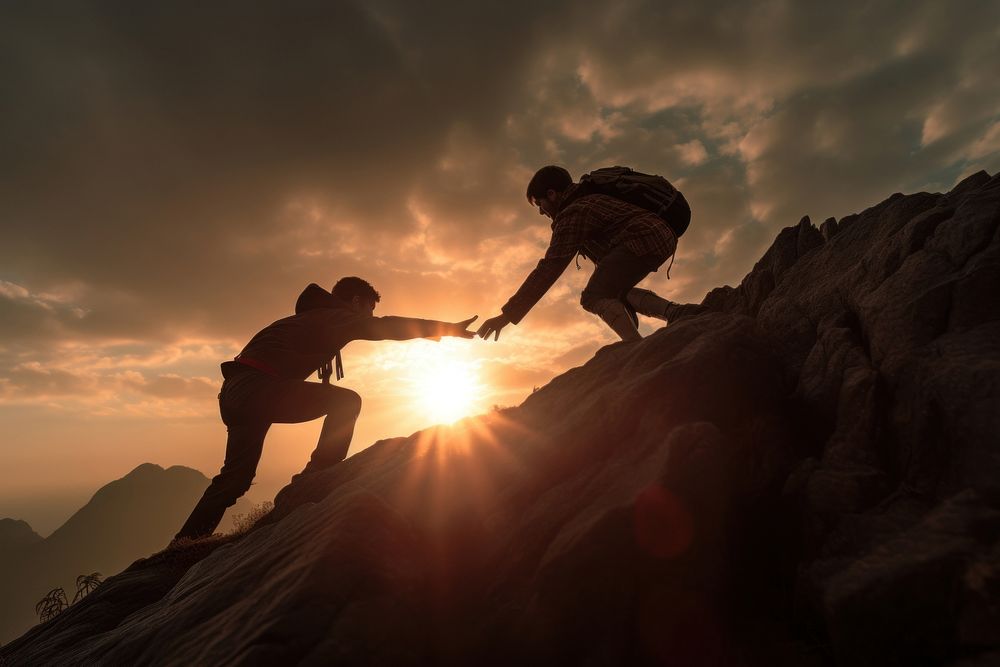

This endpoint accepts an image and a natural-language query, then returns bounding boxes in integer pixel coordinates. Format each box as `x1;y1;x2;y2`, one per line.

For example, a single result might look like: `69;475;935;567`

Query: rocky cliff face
3;172;998;665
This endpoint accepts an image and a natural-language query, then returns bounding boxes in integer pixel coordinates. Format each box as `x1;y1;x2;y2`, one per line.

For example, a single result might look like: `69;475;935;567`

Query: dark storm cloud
0;281;85;343
735;44;1000;229
1;0;547;339
2;0;999;358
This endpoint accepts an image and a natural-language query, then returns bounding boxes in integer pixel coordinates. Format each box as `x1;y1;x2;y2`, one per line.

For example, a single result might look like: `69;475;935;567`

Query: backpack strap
317;351;345;384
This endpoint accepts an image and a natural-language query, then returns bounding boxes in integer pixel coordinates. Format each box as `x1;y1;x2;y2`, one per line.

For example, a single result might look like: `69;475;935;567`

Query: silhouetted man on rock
478;165;689;342
174;277;477;540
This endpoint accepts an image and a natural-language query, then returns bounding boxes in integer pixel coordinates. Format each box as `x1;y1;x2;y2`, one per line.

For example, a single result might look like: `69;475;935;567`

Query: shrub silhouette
33;572;104;625
34;588;68;623
72;573;103;604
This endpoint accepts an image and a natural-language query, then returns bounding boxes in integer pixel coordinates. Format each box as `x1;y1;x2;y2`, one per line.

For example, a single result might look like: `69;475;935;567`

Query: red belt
234;355;279;377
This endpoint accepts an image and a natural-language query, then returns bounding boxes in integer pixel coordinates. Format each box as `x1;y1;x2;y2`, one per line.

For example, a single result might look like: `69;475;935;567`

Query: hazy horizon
3;0;999;534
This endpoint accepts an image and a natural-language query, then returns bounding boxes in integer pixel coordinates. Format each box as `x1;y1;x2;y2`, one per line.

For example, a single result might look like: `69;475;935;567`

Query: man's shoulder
294;306;360;327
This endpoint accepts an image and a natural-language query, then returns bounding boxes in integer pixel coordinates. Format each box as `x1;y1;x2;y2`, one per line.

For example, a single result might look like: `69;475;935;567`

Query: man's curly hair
332;276;381;303
526;165;573;203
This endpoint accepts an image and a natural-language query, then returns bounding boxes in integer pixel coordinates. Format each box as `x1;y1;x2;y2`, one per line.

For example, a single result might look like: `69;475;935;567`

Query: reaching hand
477;313;511;341
450;316;478;339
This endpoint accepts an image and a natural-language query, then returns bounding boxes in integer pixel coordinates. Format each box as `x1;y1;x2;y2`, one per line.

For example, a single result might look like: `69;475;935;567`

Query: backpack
295;283;344;383
575;166;690;237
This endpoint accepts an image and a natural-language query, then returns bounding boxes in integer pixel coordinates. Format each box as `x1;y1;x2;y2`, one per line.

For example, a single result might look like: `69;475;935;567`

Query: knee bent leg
330;387;362;416
347;389;362;414
580;288;603;314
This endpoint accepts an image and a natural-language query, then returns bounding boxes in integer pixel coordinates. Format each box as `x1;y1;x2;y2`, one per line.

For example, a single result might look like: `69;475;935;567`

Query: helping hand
477;314;511;341
450;316;478;339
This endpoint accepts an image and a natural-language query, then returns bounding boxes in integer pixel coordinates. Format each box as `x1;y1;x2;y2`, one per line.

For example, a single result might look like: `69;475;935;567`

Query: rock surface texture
3;173;998;665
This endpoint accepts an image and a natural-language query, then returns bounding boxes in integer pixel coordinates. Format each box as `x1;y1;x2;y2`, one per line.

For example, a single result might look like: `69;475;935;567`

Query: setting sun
415;357;481;423
383;339;486;425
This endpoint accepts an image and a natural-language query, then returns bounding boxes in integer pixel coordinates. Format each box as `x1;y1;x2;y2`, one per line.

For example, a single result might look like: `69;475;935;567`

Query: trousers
174;363;362;539
579;243;674;340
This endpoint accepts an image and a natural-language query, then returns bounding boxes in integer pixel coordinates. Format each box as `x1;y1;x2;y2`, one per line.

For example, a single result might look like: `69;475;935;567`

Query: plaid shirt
501;191;677;324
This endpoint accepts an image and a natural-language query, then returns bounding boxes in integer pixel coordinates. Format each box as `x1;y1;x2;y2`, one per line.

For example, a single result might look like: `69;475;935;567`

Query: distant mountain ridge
0;518;42;551
0;463;224;643
40;463;205;556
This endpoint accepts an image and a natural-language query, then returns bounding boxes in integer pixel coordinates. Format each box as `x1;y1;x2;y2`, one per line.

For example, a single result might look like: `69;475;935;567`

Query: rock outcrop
3;172;998;665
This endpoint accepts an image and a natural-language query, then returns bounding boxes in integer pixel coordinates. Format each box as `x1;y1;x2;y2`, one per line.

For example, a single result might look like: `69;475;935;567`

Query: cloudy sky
2;0;998;534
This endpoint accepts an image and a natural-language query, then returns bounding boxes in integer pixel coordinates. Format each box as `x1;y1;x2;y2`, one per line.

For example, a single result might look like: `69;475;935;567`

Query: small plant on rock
229;501;274;536
34;588;68;623
73;572;103;603
33;572;104;625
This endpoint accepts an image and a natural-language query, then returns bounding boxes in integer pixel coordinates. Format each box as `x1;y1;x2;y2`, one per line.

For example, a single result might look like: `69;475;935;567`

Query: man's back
556;193;675;263
239;307;363;381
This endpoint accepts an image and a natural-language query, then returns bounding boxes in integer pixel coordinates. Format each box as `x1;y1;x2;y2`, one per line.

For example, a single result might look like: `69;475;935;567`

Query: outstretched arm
479;208;585;340
358;315;477;342
477;313;511;341
478;252;574;340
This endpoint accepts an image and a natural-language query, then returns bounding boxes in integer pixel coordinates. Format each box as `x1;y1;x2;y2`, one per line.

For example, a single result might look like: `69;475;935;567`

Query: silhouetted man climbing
175;277;477;540
478;165;689;342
